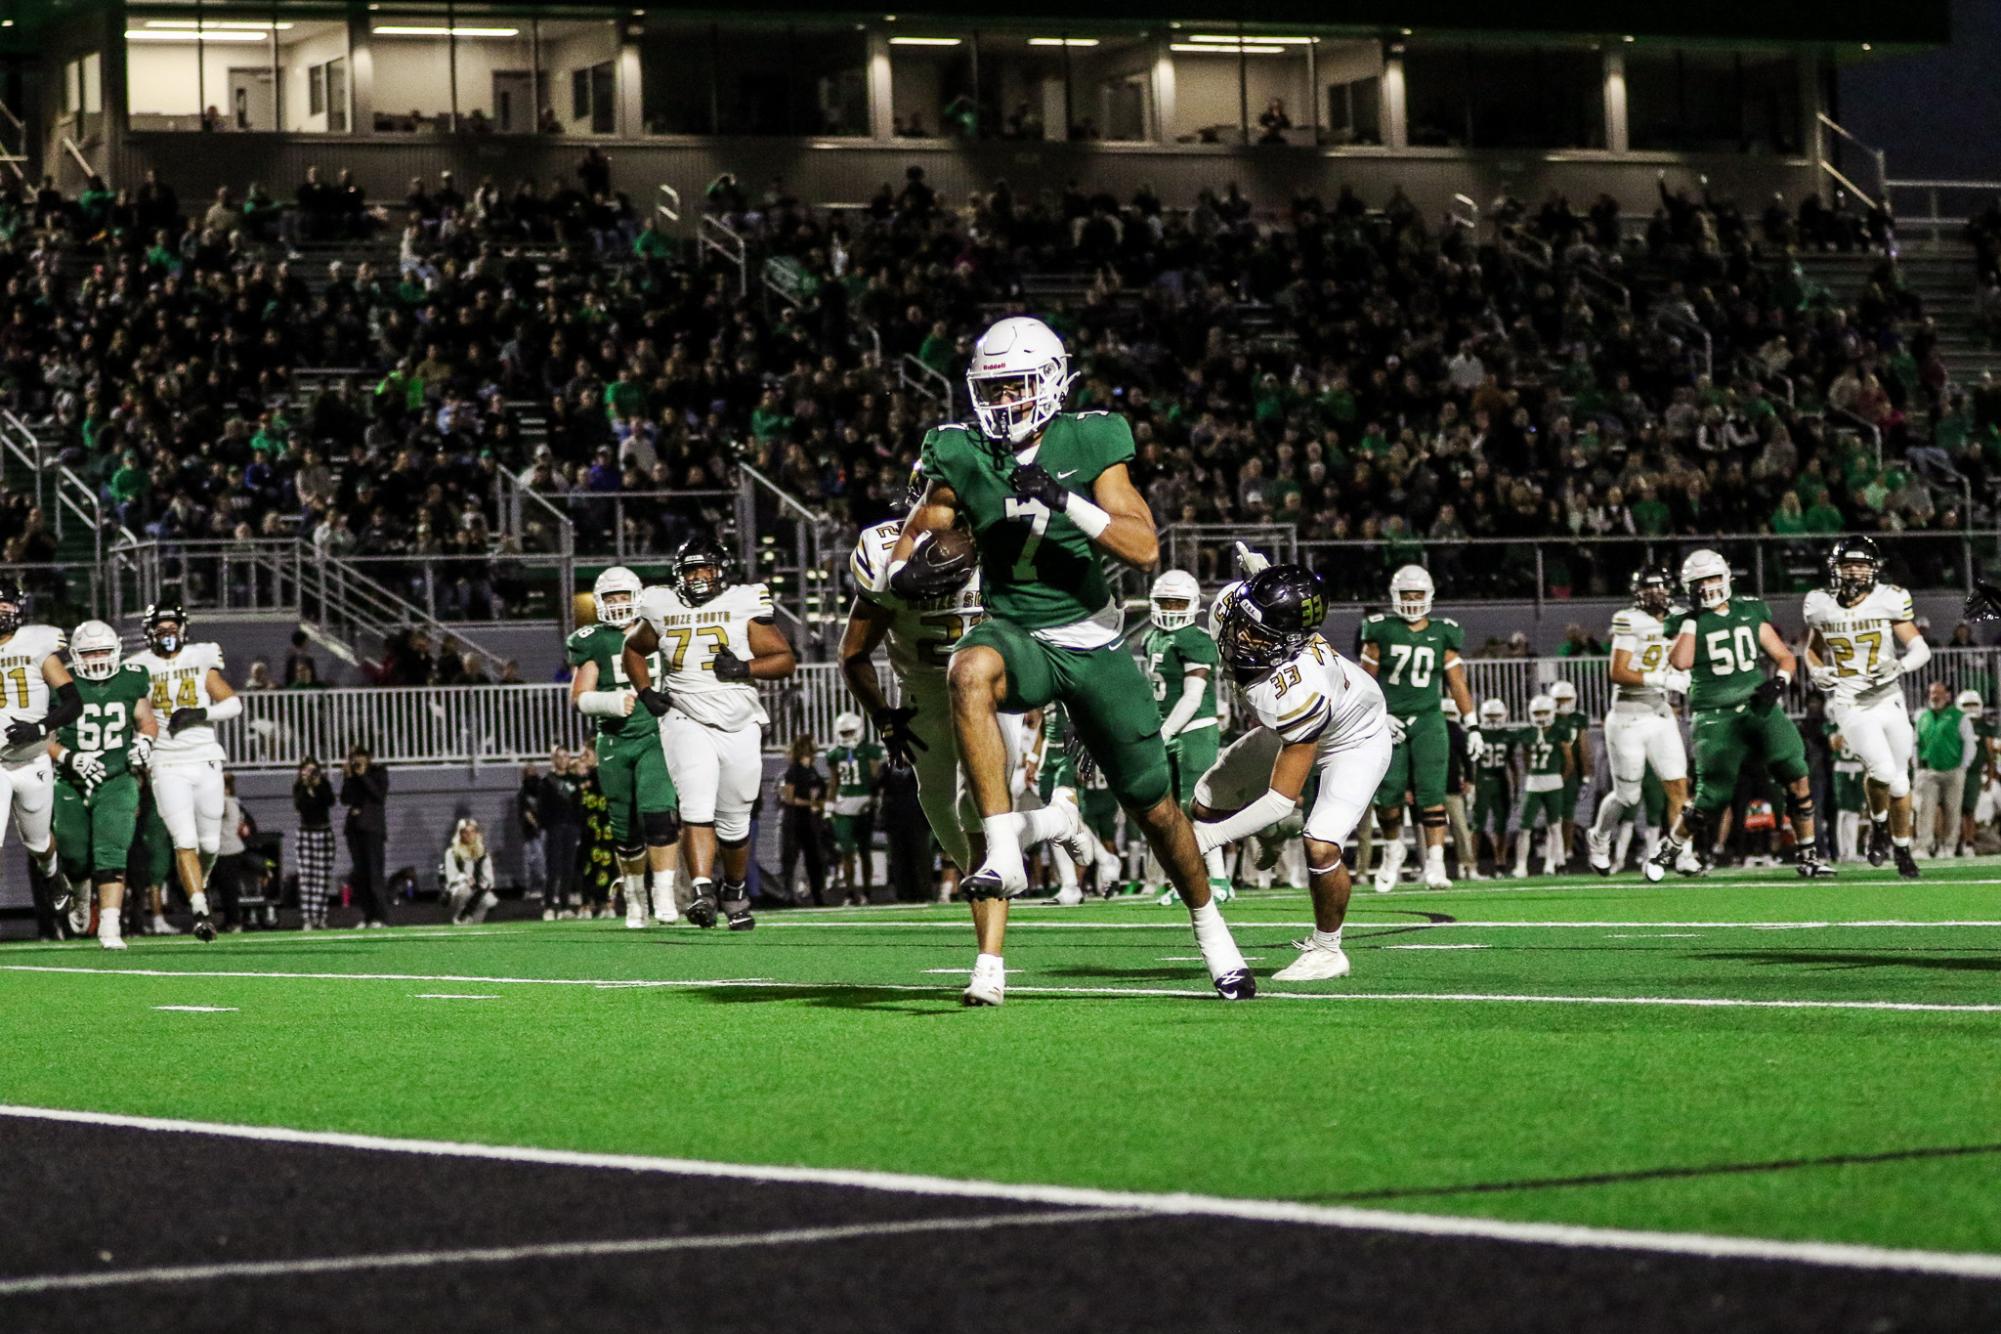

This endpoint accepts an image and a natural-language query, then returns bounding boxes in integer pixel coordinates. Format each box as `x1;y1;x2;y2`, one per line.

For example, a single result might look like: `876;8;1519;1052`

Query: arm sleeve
1896;633;1931;676
1195;789;1297;853
205;694;243;722
41;680;81;732
1161;673;1209;739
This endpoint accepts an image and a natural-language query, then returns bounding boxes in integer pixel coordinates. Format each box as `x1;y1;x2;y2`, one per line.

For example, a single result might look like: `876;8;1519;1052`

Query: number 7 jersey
1358;614;1463;719
633;581;774;730
849;519;984;685
127;641;228;763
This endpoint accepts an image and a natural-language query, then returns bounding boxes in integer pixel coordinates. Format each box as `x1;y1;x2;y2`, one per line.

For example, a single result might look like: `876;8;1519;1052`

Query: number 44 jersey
1358;614;1462;720
58;664;151;780
850;519;984;687
633;581;774;731
127;641;227;763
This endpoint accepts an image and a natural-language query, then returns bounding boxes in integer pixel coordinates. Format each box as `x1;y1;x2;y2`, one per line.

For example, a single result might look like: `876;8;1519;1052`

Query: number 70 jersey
850;520;984;684
633;581;774;730
1358;614;1463;720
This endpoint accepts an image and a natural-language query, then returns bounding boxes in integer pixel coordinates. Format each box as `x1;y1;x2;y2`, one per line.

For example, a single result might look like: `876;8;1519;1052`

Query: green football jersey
59;664;152;780
1142;624;1219;728
1678;597;1776;712
1475;727;1517;780
564;623;653;739
827;743;884;799
919;412;1134;632
1519;724;1567;778
1360;614;1464;717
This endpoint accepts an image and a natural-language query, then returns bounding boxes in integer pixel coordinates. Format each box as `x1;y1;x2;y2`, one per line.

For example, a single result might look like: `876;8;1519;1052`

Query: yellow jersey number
3;664;26;708
914;612;968;669
1823;631;1884;678
150;676;201;710
661;624;733;673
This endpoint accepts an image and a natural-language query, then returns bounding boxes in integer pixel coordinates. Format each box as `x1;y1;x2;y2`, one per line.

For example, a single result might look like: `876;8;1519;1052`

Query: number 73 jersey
850;520;984;685
128;641;228;763
1358;614;1462;719
1802;583;1914;708
634;582;774;730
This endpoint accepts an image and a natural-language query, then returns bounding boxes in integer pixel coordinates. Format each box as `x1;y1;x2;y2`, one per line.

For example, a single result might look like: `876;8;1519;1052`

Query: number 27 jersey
1802;583;1913;707
634;582;774;730
849;519;984;685
128;642;228;763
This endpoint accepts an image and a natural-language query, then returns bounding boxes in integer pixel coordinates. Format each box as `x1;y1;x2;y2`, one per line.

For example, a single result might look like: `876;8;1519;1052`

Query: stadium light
144;19;294;29
1028;38;1100;47
888;36;961;45
1185;34;1316;44
372;25;522;37
126;29;269;41
1171;42;1286;54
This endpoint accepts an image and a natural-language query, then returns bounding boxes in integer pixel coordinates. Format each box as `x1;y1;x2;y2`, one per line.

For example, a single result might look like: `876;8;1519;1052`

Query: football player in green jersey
1646;549;1835;880
1034;700;1124;894
1510;694;1575;878
1470;698;1515;872
894;315;1253;1003
1360;565;1482;891
1142;569;1228;902
48;620;159;949
1547;680;1585;870
826;712;885;905
567;565;681;928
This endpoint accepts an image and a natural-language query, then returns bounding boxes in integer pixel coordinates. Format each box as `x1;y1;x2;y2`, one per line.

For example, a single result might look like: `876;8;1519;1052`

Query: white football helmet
833;712;865;745
1479;698;1508;727
1390;565;1434;621
1150;569;1201;631
1528;694;1556;727
592;565;643;628
1680;549;1732;611
1441;696;1462;722
70;620;122;680
1957;689;1983;719
1550;680;1578;714
966;315;1075;444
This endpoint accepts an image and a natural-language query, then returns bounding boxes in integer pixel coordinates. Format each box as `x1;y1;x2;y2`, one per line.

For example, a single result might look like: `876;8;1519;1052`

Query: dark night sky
1840;0;2001;180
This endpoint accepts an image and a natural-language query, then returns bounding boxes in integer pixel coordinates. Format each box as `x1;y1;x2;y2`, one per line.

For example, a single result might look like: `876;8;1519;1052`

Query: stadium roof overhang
0;0;1949;49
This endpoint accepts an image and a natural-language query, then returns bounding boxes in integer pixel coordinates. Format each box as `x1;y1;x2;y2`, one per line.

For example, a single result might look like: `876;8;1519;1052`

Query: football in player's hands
168;706;208;736
1010;462;1071;510
711;651;751;683
890;528;975;600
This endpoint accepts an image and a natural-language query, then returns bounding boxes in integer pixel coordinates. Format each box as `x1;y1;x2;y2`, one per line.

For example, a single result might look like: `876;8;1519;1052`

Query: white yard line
5;964;1999;1015
746;918;2001;931
0;1105;1996;1282
0;1208;1139;1297
149;1005;236;1014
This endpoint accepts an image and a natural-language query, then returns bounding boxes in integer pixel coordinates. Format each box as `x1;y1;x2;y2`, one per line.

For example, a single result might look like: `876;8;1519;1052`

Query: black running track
1;1118;1997;1333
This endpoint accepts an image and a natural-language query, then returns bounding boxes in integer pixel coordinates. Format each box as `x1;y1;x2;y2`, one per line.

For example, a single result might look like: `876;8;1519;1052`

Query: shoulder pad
566;625;599;646
200;642;226;670
1434;617;1460;628
1364;613;1386;624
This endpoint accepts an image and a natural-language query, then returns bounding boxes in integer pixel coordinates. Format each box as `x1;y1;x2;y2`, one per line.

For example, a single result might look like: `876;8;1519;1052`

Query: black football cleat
685;895;719;929
1894;845;1921;880
1794;849;1837;879
1213;968;1257;1001
724;907;756;931
1867;822;1890;867
192;912;217;943
959;868;1006;901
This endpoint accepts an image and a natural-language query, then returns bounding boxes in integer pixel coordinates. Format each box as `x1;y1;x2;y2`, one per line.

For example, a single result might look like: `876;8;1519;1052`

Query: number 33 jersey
1802;583;1915;708
849;519;984;687
1243;633;1388;758
128;642;228;763
634;582;774;730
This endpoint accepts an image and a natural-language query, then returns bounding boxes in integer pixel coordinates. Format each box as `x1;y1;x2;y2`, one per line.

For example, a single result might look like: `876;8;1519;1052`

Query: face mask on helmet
1479;702;1508;727
1633;572;1673;615
148;620;184;655
1150;571;1201;632
833;713;864;745
1831;559;1878;602
1389;567;1433;621
0;587;24;635
1530;704;1556;727
1689;575;1730;610
1219;610;1296;676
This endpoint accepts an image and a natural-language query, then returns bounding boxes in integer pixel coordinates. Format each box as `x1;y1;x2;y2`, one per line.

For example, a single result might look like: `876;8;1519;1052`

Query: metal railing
0;560;103;626
733;463;840;658
699;215;748;297
1817;112;1887;211
563;488;737;558
656;182;682;225
0;410;107;568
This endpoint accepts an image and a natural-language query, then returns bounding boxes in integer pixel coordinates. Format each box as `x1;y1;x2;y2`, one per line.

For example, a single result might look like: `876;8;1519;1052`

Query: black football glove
1065;729;1100;787
168;706;209;736
711;651;751;683
3;718;47;747
888;530;975;602
636;686;672;717
872;705;927;768
1965;580;2001;624
1010;462;1071;510
1751;674;1787;710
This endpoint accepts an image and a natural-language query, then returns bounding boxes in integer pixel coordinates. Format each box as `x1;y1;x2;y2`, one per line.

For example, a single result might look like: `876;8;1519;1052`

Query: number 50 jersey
633;581;774;731
127;641;228;763
849;519;985;687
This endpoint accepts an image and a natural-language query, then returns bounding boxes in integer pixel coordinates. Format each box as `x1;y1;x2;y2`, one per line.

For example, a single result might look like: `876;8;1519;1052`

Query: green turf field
3;862;1999;1258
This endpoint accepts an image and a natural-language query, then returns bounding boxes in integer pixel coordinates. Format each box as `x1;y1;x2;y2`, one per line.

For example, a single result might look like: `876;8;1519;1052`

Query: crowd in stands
0;151;1993;635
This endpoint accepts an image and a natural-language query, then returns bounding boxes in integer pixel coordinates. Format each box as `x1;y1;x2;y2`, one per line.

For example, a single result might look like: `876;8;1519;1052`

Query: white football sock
622;871;647;920
1189;901;1248;978
189;892;209;917
980;814;1025;880
1009;806;1068;849
1311;927;1343;950
1203;846;1228;881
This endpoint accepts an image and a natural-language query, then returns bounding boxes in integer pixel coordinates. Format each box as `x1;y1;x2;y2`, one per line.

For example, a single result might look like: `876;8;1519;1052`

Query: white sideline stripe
149;1005;236;1013
0;1208;1138;1296
414;994;500;1001
6;964;2000;1015
0;1105;1997;1283
755;919;2001;932
139;930;504;947
1381;944;1489;951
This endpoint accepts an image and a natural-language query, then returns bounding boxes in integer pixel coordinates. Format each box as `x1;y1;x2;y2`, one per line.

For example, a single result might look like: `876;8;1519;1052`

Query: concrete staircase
1795;242;2001;385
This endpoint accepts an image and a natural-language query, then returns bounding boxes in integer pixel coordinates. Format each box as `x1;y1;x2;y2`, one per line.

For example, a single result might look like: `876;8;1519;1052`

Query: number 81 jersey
0;624;65;764
1802;582;1914;707
127;641;227;763
633;582;774;730
1358;614;1463;720
850;520;984;685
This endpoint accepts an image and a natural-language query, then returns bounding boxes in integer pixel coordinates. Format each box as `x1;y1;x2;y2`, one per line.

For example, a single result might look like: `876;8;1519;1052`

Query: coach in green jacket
1913;683;1976;857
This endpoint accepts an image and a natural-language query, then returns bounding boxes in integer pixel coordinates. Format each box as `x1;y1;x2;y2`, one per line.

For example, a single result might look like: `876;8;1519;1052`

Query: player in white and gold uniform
127;602;239;942
0;579;81;927
1588;566;1692;874
624;535;795;930
1802;536;1925;878
1191;566;1391;982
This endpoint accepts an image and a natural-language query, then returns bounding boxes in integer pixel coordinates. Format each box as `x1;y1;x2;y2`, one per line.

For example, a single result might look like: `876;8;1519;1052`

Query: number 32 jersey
0;624;66;764
1802;583;1914;708
1358;614;1462;720
850;519;985;688
634;582;774;731
128;642;228;764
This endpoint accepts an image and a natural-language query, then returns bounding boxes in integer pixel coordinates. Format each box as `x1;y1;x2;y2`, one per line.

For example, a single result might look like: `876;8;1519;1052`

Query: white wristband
577;690;630;718
1063;492;1111;540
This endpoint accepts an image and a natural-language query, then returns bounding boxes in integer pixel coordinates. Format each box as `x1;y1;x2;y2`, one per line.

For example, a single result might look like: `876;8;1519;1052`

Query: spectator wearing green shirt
1769;491;1808;534
1631;484;1671;536
917;321;955;377
108;451;151;524
1802;489;1846;534
632;218;673;259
